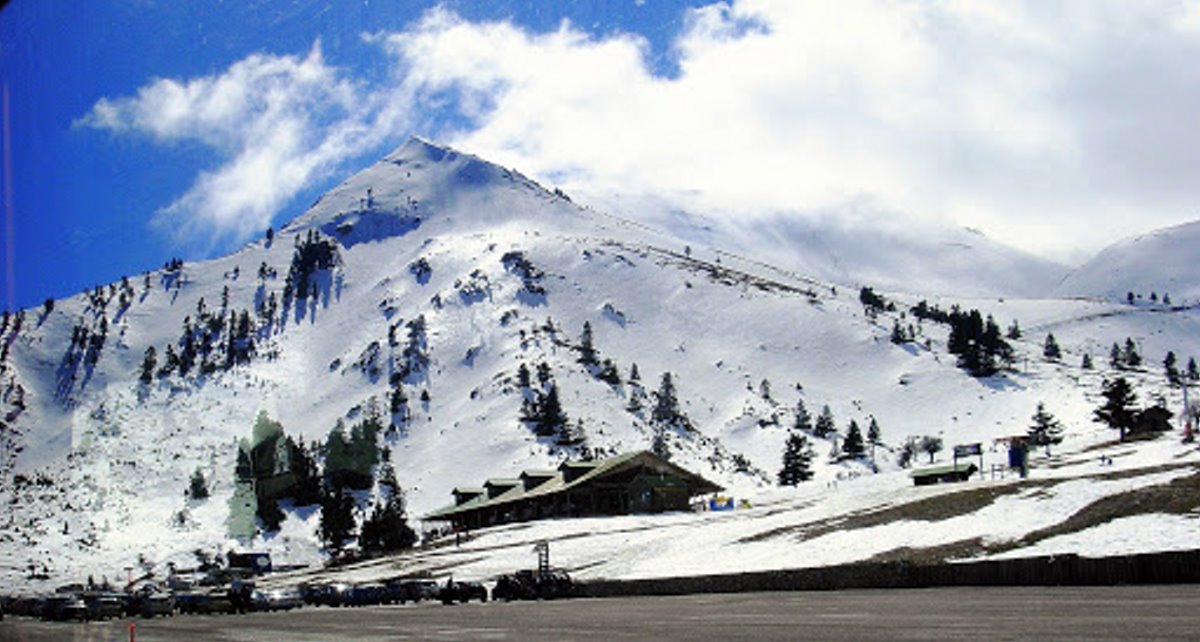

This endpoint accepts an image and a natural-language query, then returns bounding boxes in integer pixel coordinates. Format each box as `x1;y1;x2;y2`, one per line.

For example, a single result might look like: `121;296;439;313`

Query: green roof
910;462;978;478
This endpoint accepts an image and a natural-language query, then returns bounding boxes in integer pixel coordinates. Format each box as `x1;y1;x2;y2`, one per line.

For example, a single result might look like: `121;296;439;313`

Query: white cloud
81;2;1200;261
79;42;386;246
380;1;1200;261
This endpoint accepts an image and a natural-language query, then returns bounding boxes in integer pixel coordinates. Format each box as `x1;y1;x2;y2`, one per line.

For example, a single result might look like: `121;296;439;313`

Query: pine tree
1006;320;1022;340
1110;342;1122;369
651;424;671;461
890;319;907;345
842;420;865;458
140;346;157;384
1043;333;1061;361
257;497;286;532
777;432;814;486
557;418;587;447
516;363;531;388
867;417;881;461
358;459;417;554
597;358;621;385
794;398;812;433
290;437;322;505
1082;353;1094;370
159;344;178;378
318;484;356;554
1123;338;1142;368
188;468;209;500
577;321;598;366
1164;351;1180;384
1028;402;1064;455
813;405;835;438
536;385;569;438
1094;377;1138;442
652;372;682;428
1189;357;1199;382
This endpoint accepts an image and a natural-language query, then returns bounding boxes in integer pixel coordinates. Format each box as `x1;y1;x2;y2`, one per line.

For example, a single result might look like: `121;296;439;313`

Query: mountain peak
386;135;456;163
285;138;564;247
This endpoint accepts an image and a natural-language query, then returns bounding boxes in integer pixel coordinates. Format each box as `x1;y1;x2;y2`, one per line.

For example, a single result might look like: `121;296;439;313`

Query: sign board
954;443;982;458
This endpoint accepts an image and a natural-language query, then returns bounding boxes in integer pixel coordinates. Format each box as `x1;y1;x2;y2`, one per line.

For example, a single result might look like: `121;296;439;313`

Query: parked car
386;579;439;604
19;596;48;618
532;569;574;600
438;579;488;605
82;592;125;620
174;592;201;615
301;582;354;607
41;595;89;621
190;589;236;615
491;571;536;601
136;592;176;618
492;569;574;601
346;583;386;607
251;588;304;612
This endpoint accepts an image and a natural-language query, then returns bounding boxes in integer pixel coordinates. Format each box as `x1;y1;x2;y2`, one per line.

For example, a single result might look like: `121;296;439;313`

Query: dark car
438;579;488;605
345;583;386;607
137;592;176;618
492;569;574;601
185;589;236;615
386;579;439;604
301;582;353;607
491;571;536;601
9;596;41;618
41;595;89;621
83;592;125;620
531;570;574;600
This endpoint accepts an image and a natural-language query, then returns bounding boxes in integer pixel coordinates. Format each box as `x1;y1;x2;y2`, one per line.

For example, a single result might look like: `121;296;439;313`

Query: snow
990;513;1200;559
2;136;1199;591
1055;220;1200;303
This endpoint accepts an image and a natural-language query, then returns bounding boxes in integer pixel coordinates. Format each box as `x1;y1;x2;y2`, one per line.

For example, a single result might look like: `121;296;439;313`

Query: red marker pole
130;622;136;642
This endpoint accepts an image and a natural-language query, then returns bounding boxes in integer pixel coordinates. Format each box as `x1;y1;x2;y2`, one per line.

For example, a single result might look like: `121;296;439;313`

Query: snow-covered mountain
1055;219;1200;303
1;137;1197;589
576;190;1070;299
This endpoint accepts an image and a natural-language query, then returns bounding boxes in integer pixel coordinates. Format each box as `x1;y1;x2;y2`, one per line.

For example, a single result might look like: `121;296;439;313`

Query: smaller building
910;462;978;486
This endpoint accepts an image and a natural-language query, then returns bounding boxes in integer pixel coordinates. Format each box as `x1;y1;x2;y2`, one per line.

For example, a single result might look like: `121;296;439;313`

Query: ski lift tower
1183;379;1195;443
533;540;550;577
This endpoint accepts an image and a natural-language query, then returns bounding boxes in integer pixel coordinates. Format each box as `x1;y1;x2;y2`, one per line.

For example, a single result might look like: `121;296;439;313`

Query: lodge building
423;451;722;530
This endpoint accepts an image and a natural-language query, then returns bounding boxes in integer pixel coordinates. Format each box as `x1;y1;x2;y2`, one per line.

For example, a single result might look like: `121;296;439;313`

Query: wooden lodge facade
423;451;722;530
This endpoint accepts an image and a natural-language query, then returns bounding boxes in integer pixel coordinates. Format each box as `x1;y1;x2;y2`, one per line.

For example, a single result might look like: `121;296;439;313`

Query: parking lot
4;585;1200;641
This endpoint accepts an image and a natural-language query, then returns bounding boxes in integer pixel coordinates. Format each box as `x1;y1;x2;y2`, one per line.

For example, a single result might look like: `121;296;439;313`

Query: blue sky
4;1;1200;312
0;1;696;311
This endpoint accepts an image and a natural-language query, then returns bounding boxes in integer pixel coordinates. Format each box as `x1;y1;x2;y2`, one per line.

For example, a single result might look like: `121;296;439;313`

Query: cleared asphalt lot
4;585;1200;641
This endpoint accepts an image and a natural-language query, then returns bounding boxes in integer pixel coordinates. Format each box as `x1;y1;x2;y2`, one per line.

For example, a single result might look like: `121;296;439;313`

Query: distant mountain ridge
1054;219;1200;303
574;190;1071;299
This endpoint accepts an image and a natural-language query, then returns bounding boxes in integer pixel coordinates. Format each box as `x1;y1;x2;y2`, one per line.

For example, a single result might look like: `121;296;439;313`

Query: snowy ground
262;432;1200;588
